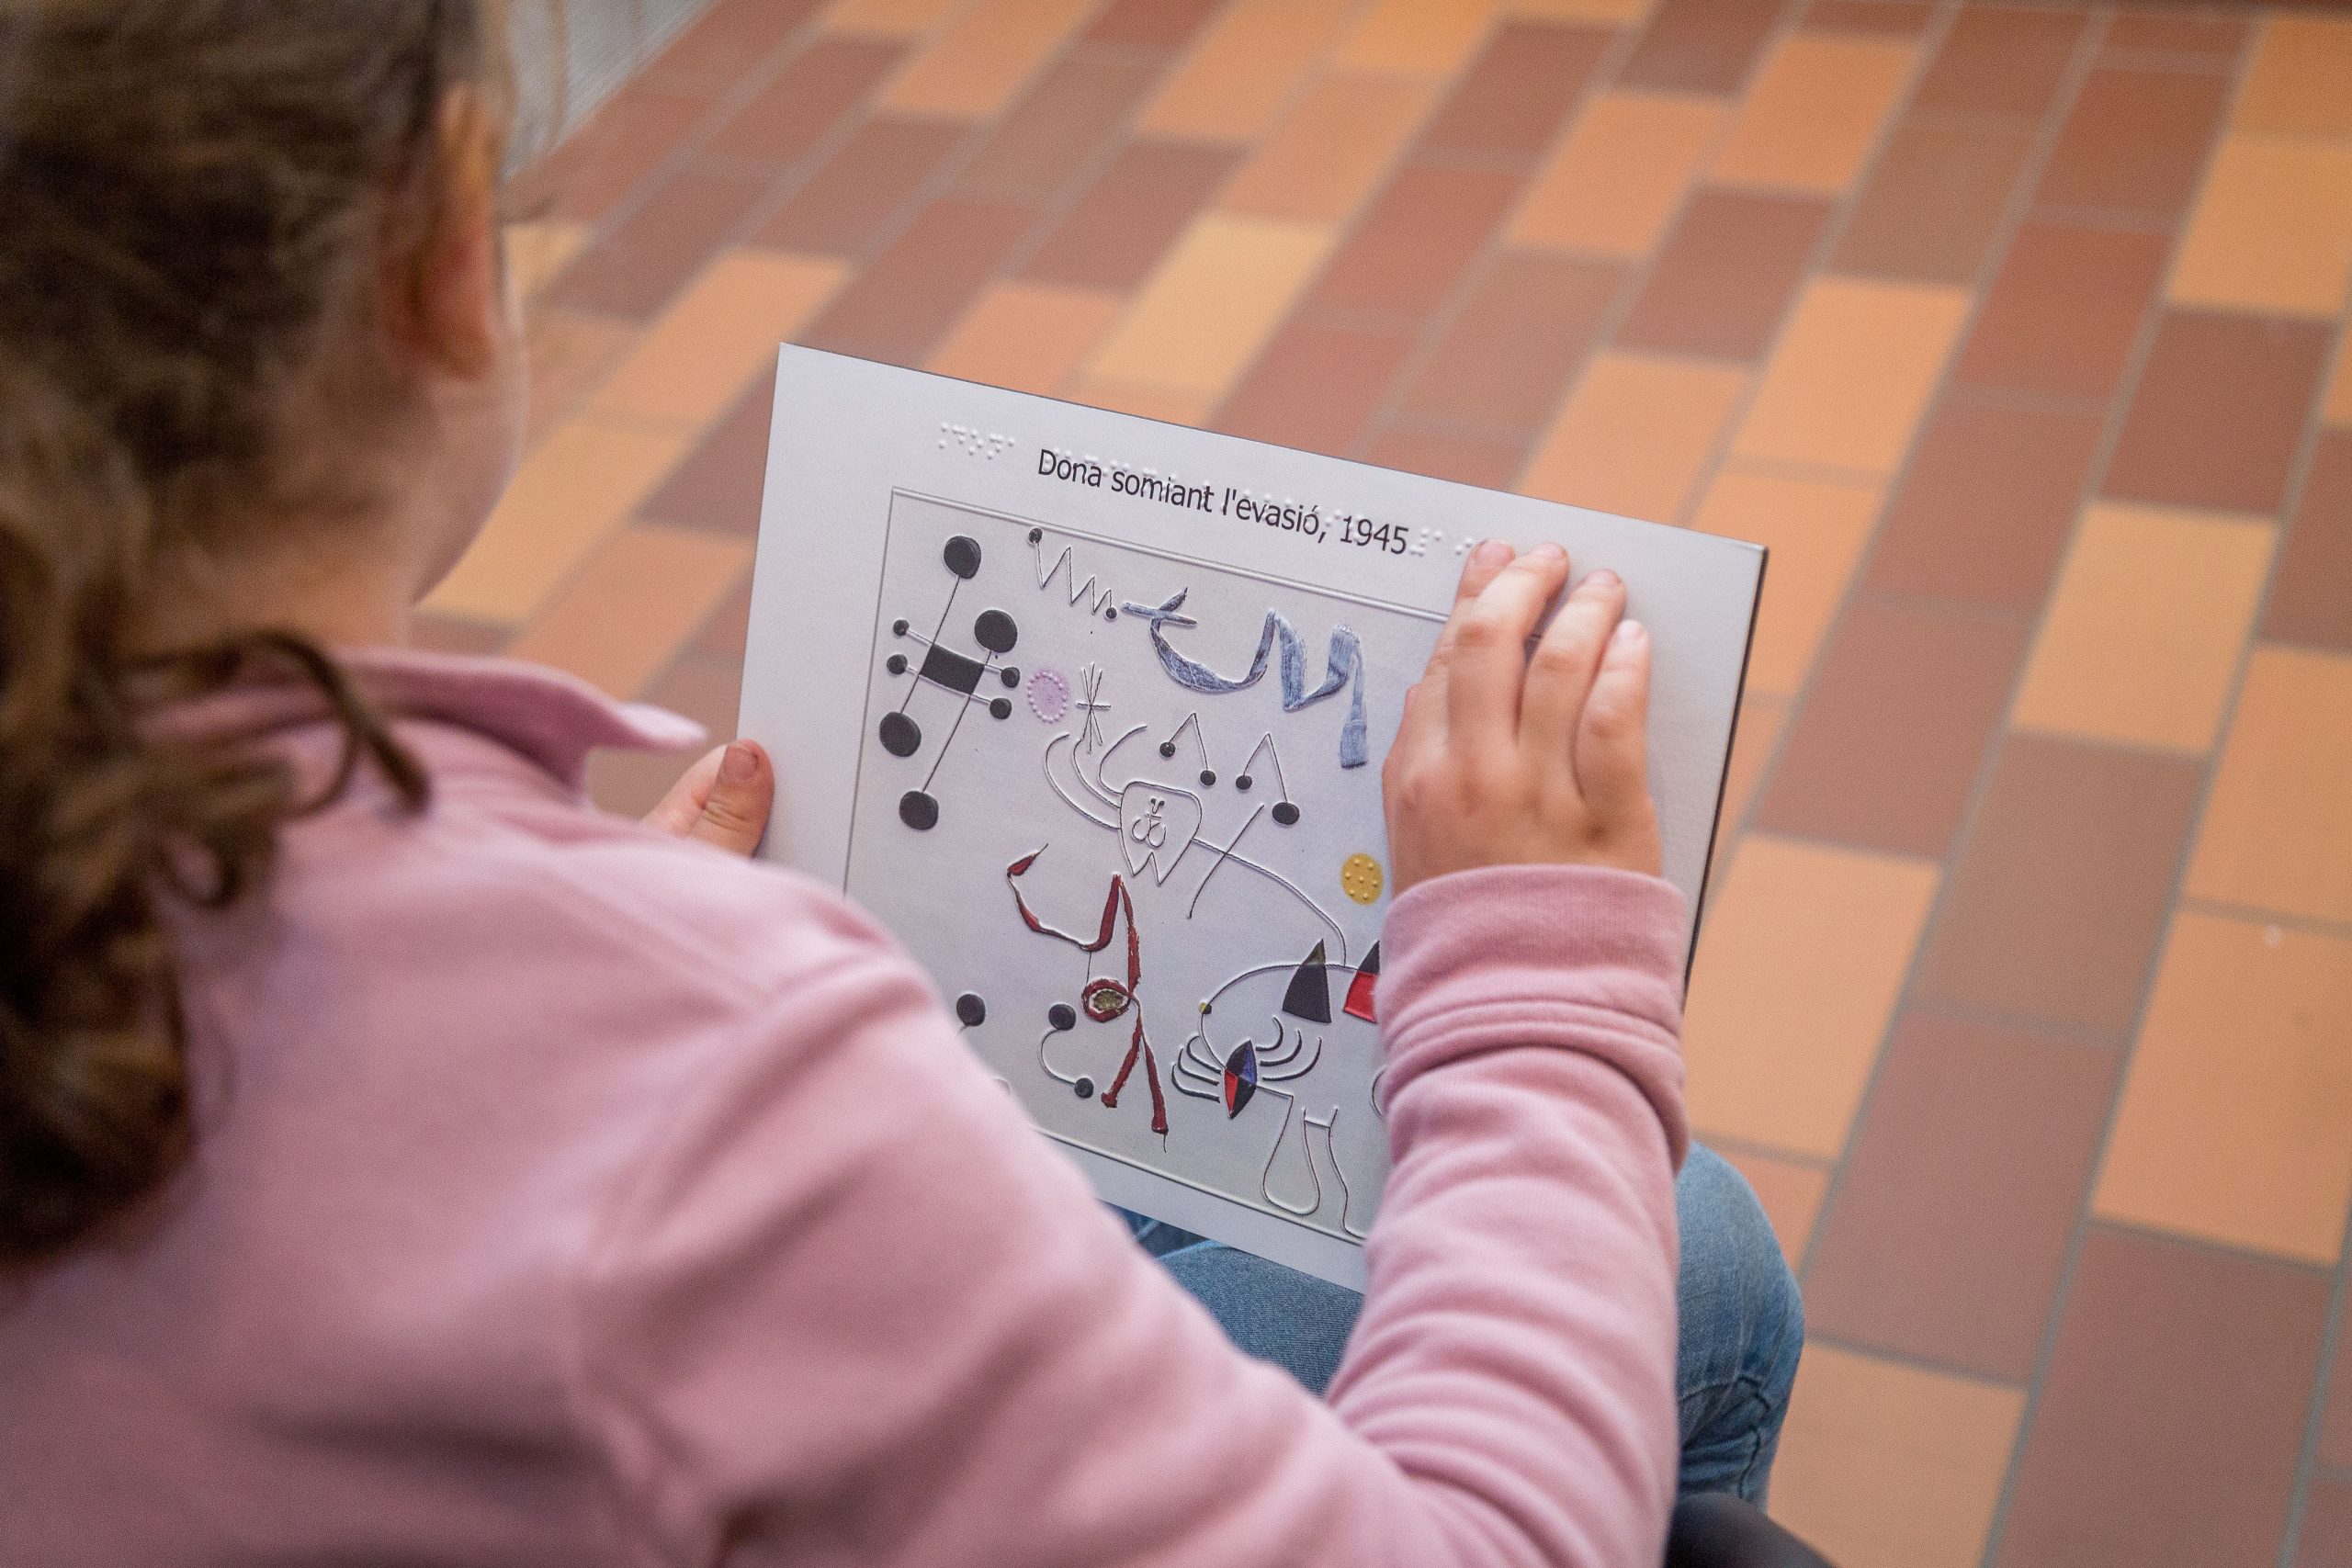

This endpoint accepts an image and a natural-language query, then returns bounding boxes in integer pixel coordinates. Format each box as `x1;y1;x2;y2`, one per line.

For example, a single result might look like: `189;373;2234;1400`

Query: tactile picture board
741;346;1764;1288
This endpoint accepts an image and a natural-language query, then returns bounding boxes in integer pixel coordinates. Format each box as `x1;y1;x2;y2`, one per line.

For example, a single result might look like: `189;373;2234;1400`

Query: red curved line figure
1006;851;1167;1135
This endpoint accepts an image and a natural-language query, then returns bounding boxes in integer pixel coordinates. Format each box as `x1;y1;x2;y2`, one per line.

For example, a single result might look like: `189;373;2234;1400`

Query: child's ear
388;85;506;380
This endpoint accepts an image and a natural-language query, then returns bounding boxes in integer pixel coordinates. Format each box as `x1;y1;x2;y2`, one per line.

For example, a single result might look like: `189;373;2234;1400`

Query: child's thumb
686;740;774;856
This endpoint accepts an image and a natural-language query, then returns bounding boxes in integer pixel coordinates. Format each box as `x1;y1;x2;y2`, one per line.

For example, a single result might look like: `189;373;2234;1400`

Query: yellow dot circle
1340;852;1384;905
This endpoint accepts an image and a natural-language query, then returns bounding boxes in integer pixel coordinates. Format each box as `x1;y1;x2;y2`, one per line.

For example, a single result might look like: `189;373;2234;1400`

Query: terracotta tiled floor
435;1;2352;1560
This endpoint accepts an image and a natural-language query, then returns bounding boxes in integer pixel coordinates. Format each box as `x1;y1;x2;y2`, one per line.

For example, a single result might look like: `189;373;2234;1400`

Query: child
0;6;1798;1564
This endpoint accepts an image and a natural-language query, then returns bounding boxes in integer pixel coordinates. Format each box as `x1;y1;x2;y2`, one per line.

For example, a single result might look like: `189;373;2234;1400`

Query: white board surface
740;346;1763;1289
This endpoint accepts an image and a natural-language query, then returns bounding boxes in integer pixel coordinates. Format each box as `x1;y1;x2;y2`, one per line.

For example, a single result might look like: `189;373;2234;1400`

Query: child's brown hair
0;0;510;1268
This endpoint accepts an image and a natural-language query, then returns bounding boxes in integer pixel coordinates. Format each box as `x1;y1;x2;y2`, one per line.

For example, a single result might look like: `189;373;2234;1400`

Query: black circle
989;697;1013;719
1074;1077;1096;1099
1272;801;1301;827
973;609;1018;654
1236;774;1254;792
1001;667;1021;688
1159;741;1176;759
878;711;922;757
943;536;982;579
1199;770;1216;787
892;618;910;637
1027;527;1044;545
886;653;908;675
955;992;987;1027
899;790;939;830
1102;607;1117;621
1047;1003;1077;1032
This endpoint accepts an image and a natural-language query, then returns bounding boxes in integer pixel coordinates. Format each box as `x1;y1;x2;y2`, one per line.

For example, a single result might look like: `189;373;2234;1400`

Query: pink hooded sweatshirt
0;649;1690;1568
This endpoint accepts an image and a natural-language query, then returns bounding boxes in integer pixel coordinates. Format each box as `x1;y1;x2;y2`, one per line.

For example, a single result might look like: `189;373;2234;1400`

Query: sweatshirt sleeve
573;863;1688;1568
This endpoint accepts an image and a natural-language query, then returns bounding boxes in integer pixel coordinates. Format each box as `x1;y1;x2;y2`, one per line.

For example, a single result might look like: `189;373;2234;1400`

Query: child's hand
1384;540;1661;893
645;739;775;856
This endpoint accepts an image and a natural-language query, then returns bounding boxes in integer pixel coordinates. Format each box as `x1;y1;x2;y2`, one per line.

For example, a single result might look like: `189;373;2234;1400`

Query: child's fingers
1518;569;1624;765
1418;539;1515;696
1575;621;1652;821
1447;545;1570;747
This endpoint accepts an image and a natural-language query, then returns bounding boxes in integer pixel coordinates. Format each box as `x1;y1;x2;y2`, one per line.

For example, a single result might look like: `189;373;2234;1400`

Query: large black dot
1001;666;1021;687
973;609;1018;654
1047;1003;1077;1032
1199;770;1216;787
1236;774;1254;792
1074;1077;1096;1099
892;618;910;637
989;697;1013;719
899;790;939;830
886;653;908;676
1272;801;1301;827
1159;741;1176;759
878;711;922;757
955;992;987;1027
1102;607;1117;621
1027;527;1044;544
943;536;982;579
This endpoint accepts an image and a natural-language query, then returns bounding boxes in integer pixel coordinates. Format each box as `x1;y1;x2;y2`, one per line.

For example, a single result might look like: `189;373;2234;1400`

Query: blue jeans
1125;1144;1804;1504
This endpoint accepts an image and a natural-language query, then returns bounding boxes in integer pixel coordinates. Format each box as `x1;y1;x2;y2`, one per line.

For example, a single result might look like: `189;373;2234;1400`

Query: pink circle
1028;668;1070;723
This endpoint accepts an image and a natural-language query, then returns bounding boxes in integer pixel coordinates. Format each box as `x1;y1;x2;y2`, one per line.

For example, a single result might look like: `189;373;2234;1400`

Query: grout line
2181;897;2352;945
1698;1129;1838;1171
1785;0;2108;1312
1804;1330;2031;1396
1974;21;2349;1564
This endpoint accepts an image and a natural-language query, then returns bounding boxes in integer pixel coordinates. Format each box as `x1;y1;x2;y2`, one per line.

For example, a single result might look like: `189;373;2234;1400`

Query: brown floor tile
1710;33;1916;197
1364;428;1529;490
2170;135;2352;319
1419;22;1611;163
2096;910;2352;1264
1916;734;2205;1037
506;526;752;702
1221;73;1437;225
1216;319;1418;456
2187;646;2352;928
802;194;1037;366
1733;276;1972;476
1507;91;1728;260
879;0;1095;120
521;309;640;454
1954;222;2167;402
1995;1225;2328;1568
640;377;775;537
2297;1476;2352;1568
547;164;775;321
1913;5;2085;120
1757;595;2029;859
1084;0;1224;53
2331;341;2352;428
958;55;1160;202
1866;394;2103;611
2034;66;2229;223
1714;692;1790;851
1331;0;1503;78
1688;466;1881;696
2100;10;2247;67
2014;503;2275;753
1716;1145;1827;1262
1521;353;1750;525
1770;1345;2025;1568
757;117;967;254
1023;141;1240;292
1087;215;1334;403
1808;1010;2119;1380
508;221;592;303
695;577;753;662
1396;252;1623;437
926;280;1123;396
1833;117;2038;286
1618;189;1832;359
591;250;845;428
822;0;960;36
2235;16;2352;138
1803;0;1931;38
2328;1294;2352;1469
586;651;747;818
409;613;509;658
635;0;823;100
1308;160;1525;322
2268;432;2352;652
512;85;708;224
1137;0;1355;143
1618;0;1784;94
1683;835;1939;1158
2105;310;2329;515
703;37;906;167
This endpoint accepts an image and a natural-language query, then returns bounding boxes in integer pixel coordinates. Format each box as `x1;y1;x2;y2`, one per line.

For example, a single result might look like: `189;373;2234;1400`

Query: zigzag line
1033;538;1117;616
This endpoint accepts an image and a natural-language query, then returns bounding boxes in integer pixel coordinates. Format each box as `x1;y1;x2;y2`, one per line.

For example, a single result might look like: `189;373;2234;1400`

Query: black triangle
1281;939;1331;1024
